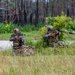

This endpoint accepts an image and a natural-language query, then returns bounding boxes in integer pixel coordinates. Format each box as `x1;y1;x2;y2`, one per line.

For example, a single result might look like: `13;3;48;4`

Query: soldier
10;28;25;55
43;26;60;47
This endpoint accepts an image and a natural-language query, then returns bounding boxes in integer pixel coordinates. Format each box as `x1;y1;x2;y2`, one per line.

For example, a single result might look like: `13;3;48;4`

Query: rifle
61;30;75;34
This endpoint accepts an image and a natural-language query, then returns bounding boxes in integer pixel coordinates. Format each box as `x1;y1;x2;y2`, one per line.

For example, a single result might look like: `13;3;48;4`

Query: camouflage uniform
10;28;25;55
44;26;60;47
48;30;60;47
47;28;55;47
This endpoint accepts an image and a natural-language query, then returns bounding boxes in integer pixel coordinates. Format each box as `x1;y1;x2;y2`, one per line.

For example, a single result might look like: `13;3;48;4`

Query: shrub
39;26;47;36
53;15;72;30
26;40;34;46
4;22;16;33
0;23;37;33
35;39;44;49
37;26;48;47
0;22;18;33
0;23;5;33
65;20;75;31
47;16;54;25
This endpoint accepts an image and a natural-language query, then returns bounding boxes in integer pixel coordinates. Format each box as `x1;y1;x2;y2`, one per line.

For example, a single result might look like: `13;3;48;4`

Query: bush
47;16;54;25
0;23;5;33
35;39;44;49
65;20;75;31
53;15;72;30
0;22;16;33
39;26;47;36
0;22;45;33
4;22;16;33
26;40;34;46
0;23;37;33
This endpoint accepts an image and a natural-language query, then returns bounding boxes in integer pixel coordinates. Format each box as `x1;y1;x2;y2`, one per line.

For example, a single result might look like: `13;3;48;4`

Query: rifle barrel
61;30;75;34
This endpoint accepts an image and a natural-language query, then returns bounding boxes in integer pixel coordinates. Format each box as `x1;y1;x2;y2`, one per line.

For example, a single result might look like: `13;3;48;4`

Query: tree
35;0;39;26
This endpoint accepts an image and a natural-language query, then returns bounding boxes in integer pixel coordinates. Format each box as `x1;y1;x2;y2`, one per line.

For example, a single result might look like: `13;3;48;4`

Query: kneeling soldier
10;28;25;55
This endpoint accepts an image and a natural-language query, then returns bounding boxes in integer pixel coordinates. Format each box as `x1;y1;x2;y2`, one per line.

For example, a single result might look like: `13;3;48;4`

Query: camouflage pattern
56;41;68;48
10;32;25;49
47;30;56;47
14;45;35;56
43;26;60;47
10;28;26;55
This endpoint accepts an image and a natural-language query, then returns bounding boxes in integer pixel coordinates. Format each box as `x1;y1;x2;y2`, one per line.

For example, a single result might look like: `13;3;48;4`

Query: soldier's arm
10;34;15;41
55;30;60;35
19;33;25;45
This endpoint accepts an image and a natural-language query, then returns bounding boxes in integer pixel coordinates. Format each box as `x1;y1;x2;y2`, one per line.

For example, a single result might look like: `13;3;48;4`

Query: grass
63;33;75;41
0;53;75;75
0;47;75;75
0;31;41;41
0;31;75;41
0;31;75;75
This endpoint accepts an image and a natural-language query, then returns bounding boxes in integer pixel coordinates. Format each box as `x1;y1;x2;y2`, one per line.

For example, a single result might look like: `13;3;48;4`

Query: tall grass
0;54;75;75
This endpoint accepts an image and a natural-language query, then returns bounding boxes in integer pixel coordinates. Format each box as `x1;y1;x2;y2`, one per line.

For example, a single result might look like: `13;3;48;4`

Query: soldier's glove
19;36;23;39
15;36;19;39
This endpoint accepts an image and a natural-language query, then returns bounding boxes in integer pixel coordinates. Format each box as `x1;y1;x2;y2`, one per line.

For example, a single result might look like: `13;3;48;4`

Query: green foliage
0;23;37;33
4;23;16;33
26;40;34;46
0;23;5;33
38;26;48;47
53;15;72;30
39;26;47;36
0;22;45;34
36;22;44;29
47;16;54;25
0;22;16;33
35;39;44;49
20;24;36;32
65;20;75;31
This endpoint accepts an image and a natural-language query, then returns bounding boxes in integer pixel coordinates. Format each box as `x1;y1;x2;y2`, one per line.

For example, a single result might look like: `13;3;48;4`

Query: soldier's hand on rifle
19;36;23;39
48;33;52;36
15;36;18;39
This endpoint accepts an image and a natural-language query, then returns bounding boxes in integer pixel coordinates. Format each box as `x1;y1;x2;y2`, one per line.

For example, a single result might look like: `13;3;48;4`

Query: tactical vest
48;30;55;42
13;39;20;49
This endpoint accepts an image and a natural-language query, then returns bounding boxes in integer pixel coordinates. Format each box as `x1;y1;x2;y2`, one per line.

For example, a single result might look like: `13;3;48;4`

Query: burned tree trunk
35;0;39;26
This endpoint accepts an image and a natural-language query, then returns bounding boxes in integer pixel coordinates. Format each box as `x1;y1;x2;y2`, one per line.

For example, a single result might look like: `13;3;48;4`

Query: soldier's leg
52;42;55;47
48;40;55;47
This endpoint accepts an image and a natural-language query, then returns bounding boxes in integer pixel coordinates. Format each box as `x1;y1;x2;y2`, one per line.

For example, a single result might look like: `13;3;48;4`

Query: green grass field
0;31;75;75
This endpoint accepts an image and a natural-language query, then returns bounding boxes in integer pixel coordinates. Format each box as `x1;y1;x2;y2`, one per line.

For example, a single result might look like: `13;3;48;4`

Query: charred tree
35;0;39;26
24;0;27;24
